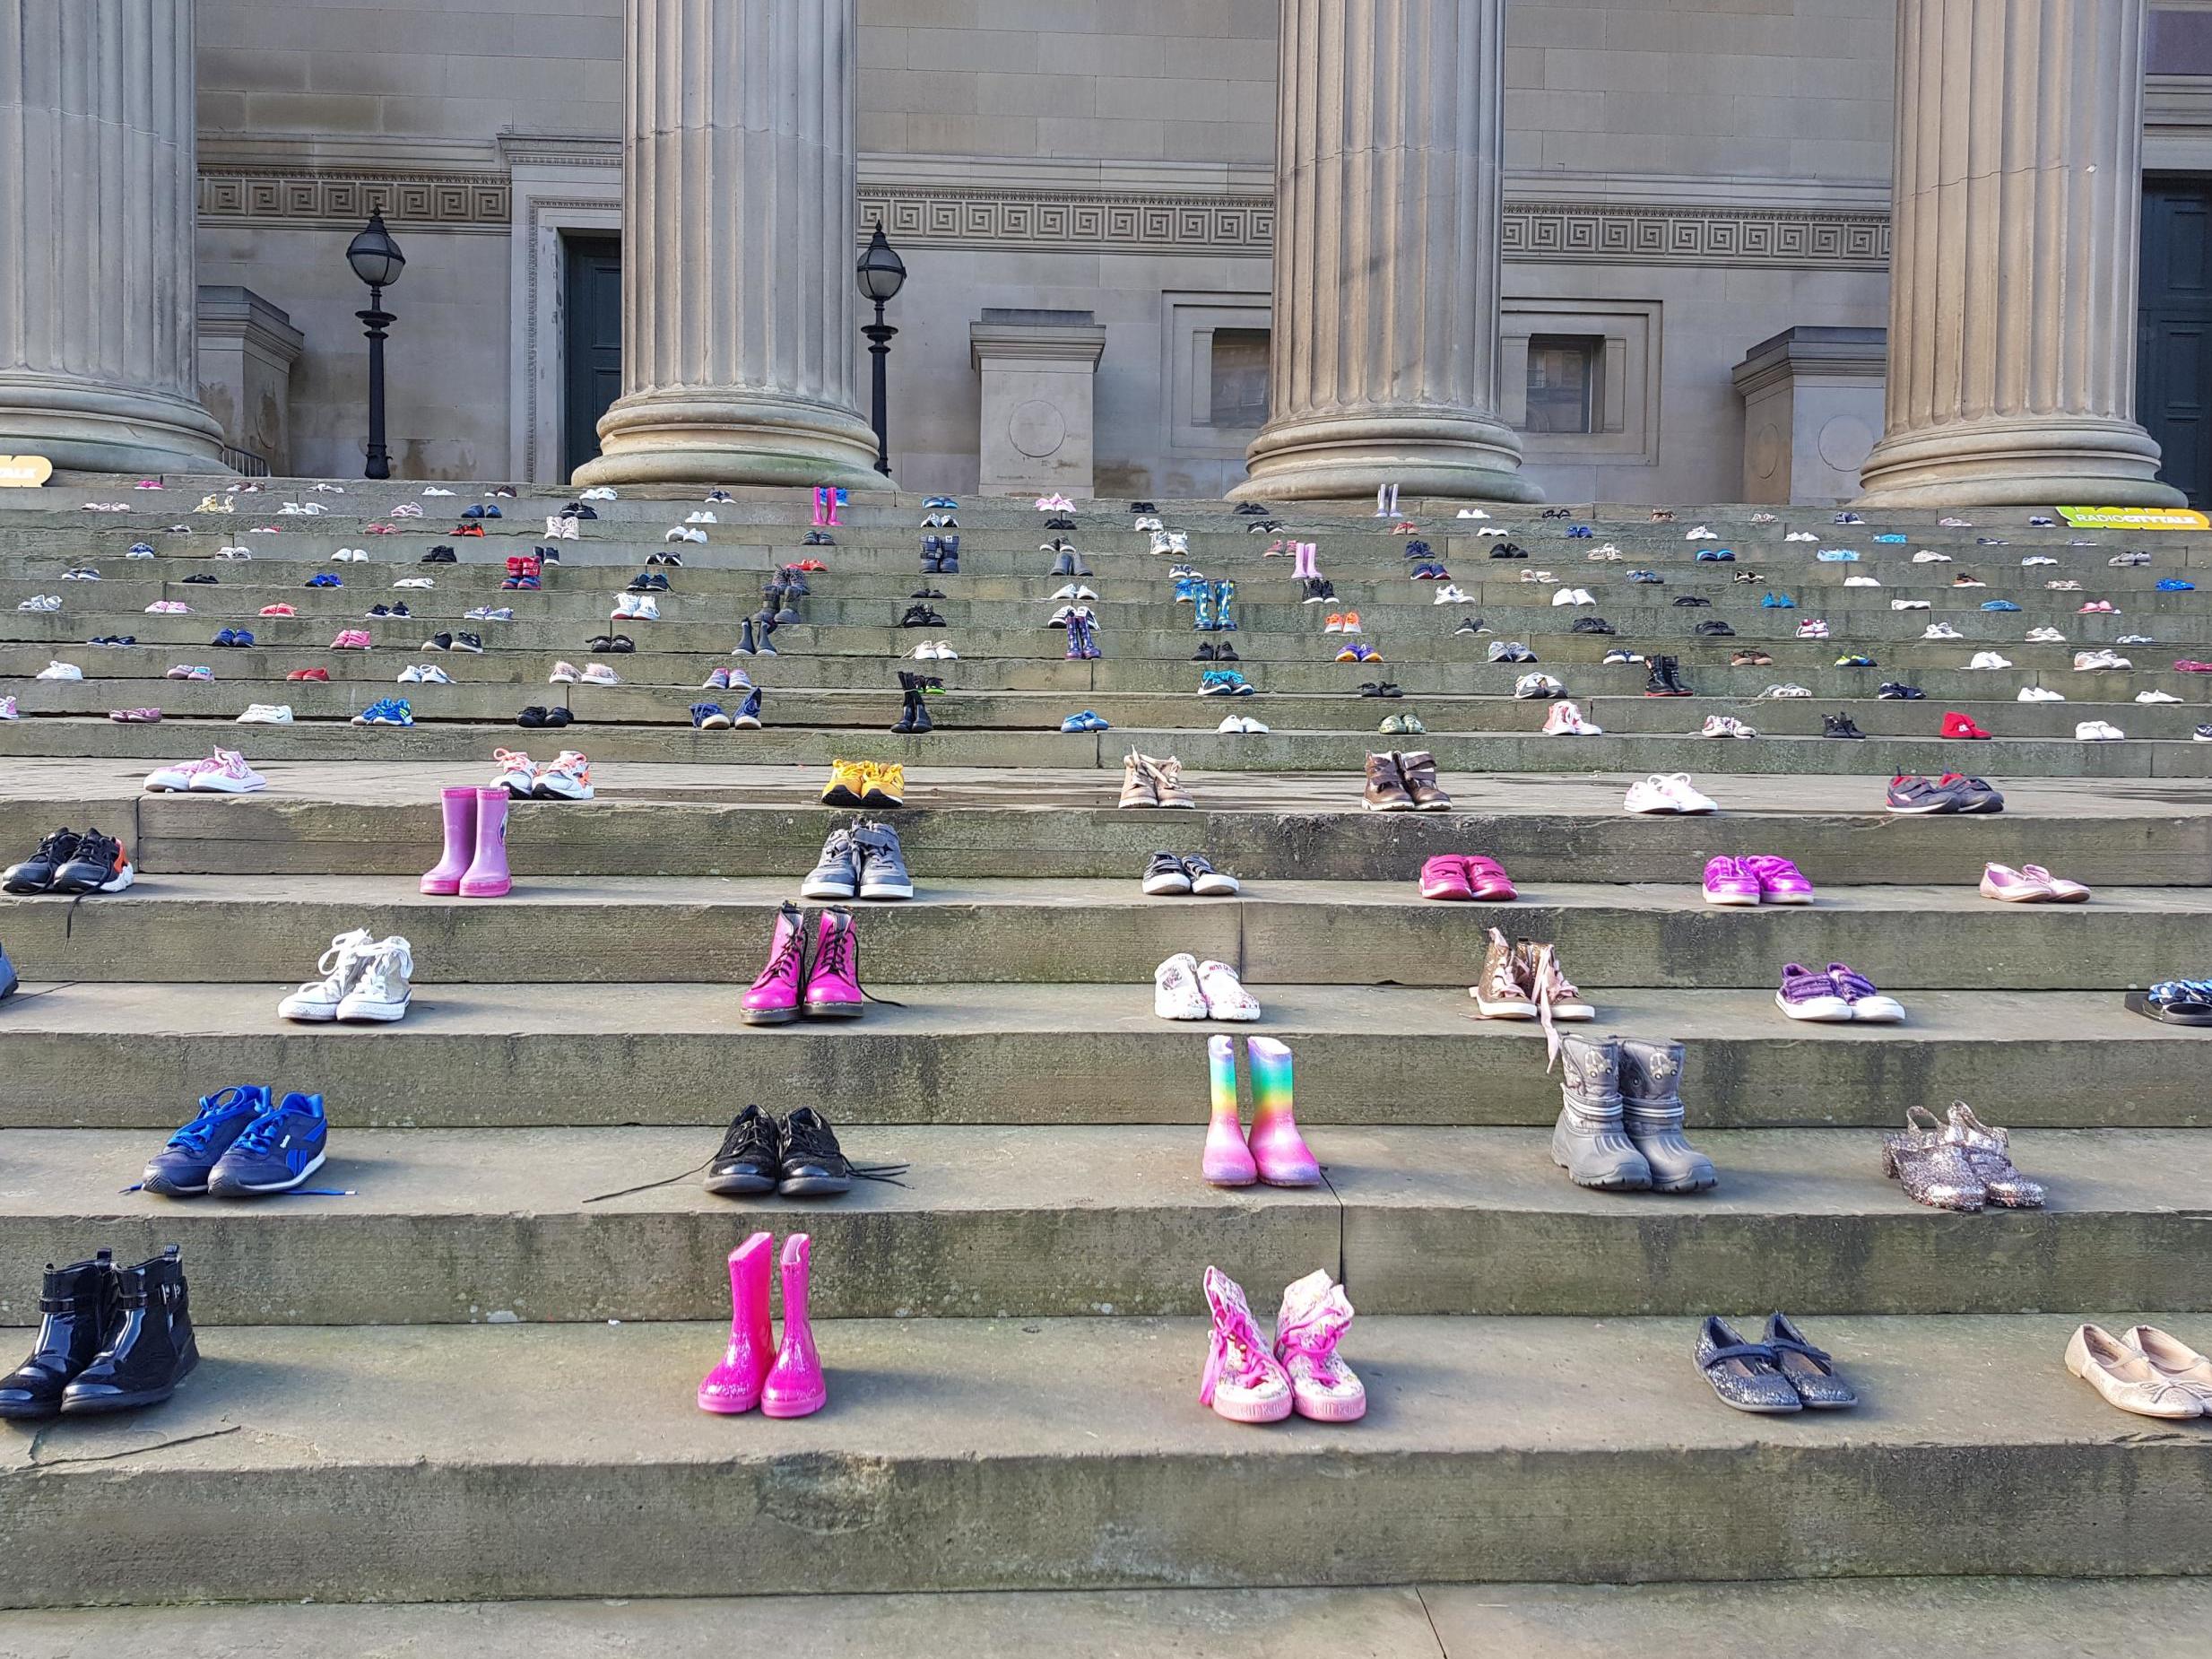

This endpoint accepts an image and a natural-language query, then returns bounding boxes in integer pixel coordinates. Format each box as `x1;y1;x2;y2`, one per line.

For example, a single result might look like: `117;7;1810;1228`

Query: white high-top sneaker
277;928;377;1022
336;936;415;1022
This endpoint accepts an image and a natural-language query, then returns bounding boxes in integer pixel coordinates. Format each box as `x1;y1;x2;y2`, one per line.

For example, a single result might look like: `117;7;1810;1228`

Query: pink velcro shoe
1742;855;1815;905
1702;856;1762;907
1418;855;1474;900
1462;855;1517;900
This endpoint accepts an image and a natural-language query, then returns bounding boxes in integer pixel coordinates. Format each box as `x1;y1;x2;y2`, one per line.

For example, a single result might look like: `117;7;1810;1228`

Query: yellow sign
0;456;53;488
2057;506;2208;531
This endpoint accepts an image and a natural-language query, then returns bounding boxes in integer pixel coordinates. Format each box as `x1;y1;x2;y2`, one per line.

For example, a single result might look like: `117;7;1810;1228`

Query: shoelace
165;1085;256;1153
1209;1305;1276;1393
228;1101;299;1158
583;1116;908;1203
1526;943;1579;1068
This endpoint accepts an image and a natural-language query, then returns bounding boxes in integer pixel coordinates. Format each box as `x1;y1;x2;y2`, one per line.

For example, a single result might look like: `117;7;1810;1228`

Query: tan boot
1396;750;1451;812
1146;754;1194;809
1361;751;1415;812
1118;750;1158;809
1469;926;1535;1018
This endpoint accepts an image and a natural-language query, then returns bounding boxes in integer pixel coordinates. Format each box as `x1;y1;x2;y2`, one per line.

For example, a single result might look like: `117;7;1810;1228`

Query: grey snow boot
1550;1033;1652;1191
1616;1037;1718;1194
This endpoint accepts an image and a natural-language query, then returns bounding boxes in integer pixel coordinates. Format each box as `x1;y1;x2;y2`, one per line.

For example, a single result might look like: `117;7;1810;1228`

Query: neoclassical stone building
4;0;2211;505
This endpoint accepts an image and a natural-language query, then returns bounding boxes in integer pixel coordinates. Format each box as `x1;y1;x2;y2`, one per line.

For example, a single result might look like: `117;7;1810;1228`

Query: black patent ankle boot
60;1246;197;1415
0;1250;118;1419
906;690;933;734
1664;656;1694;696
892;690;919;734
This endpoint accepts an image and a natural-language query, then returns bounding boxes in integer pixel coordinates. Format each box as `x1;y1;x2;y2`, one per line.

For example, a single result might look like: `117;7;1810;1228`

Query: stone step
0;984;2194;1132
2;873;2203;988
1;763;2194;884
8;1579;2212;1659
2;1124;2202;1323
4;1314;2207;1605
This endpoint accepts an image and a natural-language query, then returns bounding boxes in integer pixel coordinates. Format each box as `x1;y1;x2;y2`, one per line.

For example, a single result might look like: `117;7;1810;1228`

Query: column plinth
0;0;225;474
1856;0;2181;509
1232;0;1538;505
576;0;883;490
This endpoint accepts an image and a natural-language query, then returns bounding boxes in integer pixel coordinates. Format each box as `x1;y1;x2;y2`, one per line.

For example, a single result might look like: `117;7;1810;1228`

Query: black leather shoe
704;1105;782;1195
59;1246;196;1415
776;1107;855;1196
0;1251;117;1419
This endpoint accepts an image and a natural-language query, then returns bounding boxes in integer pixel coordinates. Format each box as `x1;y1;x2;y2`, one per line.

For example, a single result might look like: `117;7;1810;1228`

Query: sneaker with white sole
1154;952;1210;1020
533;750;594;800
1542;699;1602;736
1195;959;1262;1021
143;753;225;792
277;928;376;1021
1625;773;1716;814
334;935;414;1022
36;661;82;680
580;664;620;685
1697;715;1757;739
187;749;266;793
236;704;293;724
2077;720;2127;742
491;749;538;796
1966;652;2013;670
2017;686;2067;702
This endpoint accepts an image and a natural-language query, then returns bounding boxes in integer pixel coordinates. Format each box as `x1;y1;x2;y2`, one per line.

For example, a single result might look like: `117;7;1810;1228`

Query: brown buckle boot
1362;751;1415;812
1396;750;1451;811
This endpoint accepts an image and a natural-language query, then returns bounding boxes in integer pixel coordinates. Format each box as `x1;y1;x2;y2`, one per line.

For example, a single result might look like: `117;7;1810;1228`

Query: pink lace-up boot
761;1233;827;1418
1198;1266;1291;1423
1245;1037;1321;1186
458;787;511;898
1201;1035;1257;1186
741;901;808;1025
419;786;476;895
802;907;864;1019
698;1231;774;1414
1273;1269;1366;1421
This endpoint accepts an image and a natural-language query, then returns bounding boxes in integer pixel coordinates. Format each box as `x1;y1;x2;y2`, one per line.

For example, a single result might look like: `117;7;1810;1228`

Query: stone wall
191;0;1913;497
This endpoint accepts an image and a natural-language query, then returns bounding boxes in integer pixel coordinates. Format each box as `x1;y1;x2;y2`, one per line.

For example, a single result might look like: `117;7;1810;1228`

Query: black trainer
452;632;484;654
705;1105;782;1195
1215;643;1240;664
778;1107;860;1196
1672;595;1712;607
1569;616;1615;635
898;604;931;629
1193;642;1217;662
53;828;134;894
1692;620;1735;636
4;829;79;893
1823;712;1867;739
1878;682;1926;700
421;545;456;564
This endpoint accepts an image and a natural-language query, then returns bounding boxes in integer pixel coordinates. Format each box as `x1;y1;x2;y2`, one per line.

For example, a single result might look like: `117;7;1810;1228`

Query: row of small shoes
280;929;415;1021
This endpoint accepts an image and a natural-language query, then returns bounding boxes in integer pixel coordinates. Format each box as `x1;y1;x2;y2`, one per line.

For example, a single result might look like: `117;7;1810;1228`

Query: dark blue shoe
212;629;238;647
0;939;16;1000
143;1085;269;1197
208;1091;327;1197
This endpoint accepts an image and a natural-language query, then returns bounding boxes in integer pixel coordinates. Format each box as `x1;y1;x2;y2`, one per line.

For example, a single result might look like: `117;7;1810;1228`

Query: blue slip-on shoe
209;1091;328;1197
691;702;732;730
2157;578;2196;592
1873;533;1908;543
1981;600;2021;612
1060;712;1088;733
143;1085;271;1196
352;698;413;727
1816;549;1860;561
731;686;763;728
1695;548;1736;562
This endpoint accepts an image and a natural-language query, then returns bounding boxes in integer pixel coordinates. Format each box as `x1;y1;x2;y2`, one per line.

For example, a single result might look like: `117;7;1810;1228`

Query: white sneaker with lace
1542;699;1601;736
36;660;81;680
277;928;377;1022
491;749;538;796
335;935;414;1022
236;704;293;724
1966;652;2013;670
2076;720;2126;742
580;664;620;686
2017;686;2066;702
188;749;268;792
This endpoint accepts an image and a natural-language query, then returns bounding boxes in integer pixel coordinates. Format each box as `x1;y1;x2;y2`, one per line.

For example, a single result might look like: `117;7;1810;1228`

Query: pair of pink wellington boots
420;786;511;898
1200;1266;1365;1425
742;901;864;1024
698;1232;825;1418
1202;1035;1320;1186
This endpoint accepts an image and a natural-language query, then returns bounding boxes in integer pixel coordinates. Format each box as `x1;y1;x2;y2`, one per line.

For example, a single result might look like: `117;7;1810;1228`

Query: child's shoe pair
1199;1266;1365;1425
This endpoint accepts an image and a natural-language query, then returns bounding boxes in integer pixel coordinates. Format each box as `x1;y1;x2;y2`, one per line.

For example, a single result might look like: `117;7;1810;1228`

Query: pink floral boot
1198;1266;1291;1423
1272;1269;1366;1421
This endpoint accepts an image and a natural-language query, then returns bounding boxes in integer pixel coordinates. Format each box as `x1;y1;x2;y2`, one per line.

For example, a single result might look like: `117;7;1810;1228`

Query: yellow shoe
822;758;869;807
861;761;905;809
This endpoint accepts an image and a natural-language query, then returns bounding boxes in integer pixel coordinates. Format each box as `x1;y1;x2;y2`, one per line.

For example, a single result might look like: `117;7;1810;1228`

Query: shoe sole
1191;881;1241;898
704;1169;777;1195
211;1149;325;1196
739;1008;799;1027
1470;995;1539;1019
1776;994;1856;1021
2126;991;2212;1025
777;1173;854;1197
799;879;859;900
857;881;914;900
58;1347;196;1415
335;1001;409;1022
278;1005;341;1022
802;1001;863;1019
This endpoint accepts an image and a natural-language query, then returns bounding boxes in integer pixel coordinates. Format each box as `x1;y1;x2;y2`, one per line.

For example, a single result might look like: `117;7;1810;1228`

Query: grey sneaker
1551;1033;1652;1191
851;821;914;900
334;935;414;1022
1615;1037;1717;1194
800;828;861;900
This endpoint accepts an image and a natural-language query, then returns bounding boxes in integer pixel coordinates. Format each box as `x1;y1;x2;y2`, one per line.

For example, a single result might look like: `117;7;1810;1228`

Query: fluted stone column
0;0;225;473
577;0;881;490
1856;0;2181;508
1232;0;1537;505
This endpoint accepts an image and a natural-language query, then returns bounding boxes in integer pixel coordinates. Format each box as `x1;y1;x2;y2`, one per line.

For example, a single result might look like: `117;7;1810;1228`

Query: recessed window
1210;328;1271;429
1524;335;1602;435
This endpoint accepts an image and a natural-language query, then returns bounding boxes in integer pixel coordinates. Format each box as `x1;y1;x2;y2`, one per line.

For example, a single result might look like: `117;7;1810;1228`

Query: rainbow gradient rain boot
1245;1037;1320;1186
761;1233;826;1418
1201;1035;1257;1186
698;1231;774;1414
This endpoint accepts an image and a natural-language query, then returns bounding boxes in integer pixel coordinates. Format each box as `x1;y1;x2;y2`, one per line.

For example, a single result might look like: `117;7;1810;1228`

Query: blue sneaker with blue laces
1873;533;1909;543
351;698;413;726
143;1085;270;1196
208;1091;327;1197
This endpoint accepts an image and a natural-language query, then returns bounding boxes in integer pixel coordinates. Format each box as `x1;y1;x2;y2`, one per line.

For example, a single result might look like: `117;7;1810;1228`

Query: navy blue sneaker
143;1085;270;1196
0;939;16;1001
208;1091;327;1197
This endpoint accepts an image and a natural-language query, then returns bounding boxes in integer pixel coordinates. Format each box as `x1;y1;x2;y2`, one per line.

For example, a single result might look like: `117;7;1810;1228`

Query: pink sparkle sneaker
1702;856;1762;908
1741;855;1815;905
1273;1269;1366;1422
698;1231;775;1414
1199;1266;1291;1424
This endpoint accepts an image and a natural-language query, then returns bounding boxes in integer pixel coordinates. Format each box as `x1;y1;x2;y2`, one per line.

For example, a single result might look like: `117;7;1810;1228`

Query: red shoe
795;559;828;573
1941;710;1991;740
505;555;525;575
286;667;331;682
2175;659;2212;673
454;523;485;537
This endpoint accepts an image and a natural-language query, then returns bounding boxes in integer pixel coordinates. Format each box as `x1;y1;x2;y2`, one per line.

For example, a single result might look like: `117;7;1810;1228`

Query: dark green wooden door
563;236;623;478
2140;183;2212;507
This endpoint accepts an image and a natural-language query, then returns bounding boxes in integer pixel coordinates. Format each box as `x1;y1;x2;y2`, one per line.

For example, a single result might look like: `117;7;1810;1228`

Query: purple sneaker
1826;963;1905;1023
1742;856;1814;906
1776;962;1854;1022
1702;856;1762;908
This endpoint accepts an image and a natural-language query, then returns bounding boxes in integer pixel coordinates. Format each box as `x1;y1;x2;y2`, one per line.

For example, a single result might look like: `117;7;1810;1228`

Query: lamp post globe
346;210;405;480
855;222;906;476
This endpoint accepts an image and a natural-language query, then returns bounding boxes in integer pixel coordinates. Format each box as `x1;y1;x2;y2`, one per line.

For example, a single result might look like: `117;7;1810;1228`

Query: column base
1229;407;1544;505
0;375;228;476
1854;415;2185;509
574;388;889;491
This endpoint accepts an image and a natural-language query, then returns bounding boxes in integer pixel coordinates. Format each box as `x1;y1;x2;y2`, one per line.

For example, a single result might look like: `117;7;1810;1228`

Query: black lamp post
855;221;906;476
345;209;406;480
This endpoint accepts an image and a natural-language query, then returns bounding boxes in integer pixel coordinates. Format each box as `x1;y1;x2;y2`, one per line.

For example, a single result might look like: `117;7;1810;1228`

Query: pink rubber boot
761;1233;827;1418
1201;1034;1257;1186
1246;1037;1321;1186
811;487;830;527
458;787;511;898
741;901;808;1025
826;487;844;527
419;786;476;895
802;907;864;1019
698;1231;775;1414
